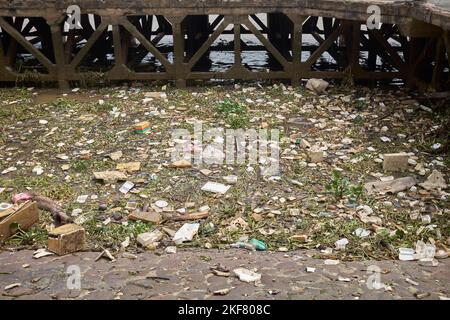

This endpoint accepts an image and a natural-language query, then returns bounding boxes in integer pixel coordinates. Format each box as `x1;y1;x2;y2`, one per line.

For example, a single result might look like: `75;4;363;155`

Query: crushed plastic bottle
230;242;255;250
249;238;267;251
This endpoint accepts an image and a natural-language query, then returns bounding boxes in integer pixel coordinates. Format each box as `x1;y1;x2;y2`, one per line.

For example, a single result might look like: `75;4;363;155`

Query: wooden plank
0;17;54;71
48;224;85;255
305;23;344;67
0;201;39;242
120;18;173;72
70;21;108;68
187;17;229;69
244;17;290;69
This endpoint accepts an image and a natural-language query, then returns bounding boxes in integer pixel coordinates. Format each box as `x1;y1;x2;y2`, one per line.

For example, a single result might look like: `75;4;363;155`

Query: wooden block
48;224;85;255
134;121;150;133
128;210;162;224
383;153;409;172
0;201;39;242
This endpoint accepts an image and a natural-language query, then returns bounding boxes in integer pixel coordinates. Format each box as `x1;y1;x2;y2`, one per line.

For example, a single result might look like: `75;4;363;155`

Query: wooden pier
0;0;449;90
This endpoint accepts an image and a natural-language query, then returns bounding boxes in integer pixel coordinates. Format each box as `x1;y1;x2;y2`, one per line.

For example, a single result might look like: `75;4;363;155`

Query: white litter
155;200;168;208
353;228;371;238
4;283;21;290
201;181;231;194
33;248;54;259
173;223;200;244
324;259;340;265
165;246;177;254
335;238;349;250
119;181;135;194
398;248;415;261
76;195;88;204
233;268;261;283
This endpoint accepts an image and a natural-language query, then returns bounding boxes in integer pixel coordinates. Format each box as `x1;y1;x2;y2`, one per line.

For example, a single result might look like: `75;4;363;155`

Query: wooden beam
0;17;54;71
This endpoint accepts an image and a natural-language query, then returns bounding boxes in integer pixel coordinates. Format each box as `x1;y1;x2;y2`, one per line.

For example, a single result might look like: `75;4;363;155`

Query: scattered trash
0;201;39;242
33;248;54;259
233;268;261;283
356;205;382;225
383;153;409;172
398;241;437;262
419;170;447;190
213;288;233;295
134;121;150;134
0;203;13;211
307;147;324;163
125;201;138;210
249;238;267;251
230;241;256;250
173;223;199;244
48;224;85;255
1;167;17;175
108;151;123;161
76;195;88;204
4;283;21;291
95;249;116;262
353;228;371;238
121;237;130;249
128;210;162;224
335;238;349;250
324;259;340;265
165;246;177;254
200;169;212;176
119;181;135;194
431;143;441;150
337;276;351;282
169;160;192;168
289;234;308;243
201;181;231;194
32;166;43;175
223;175;238;184
155;200;168;208
116;162;141;173
137;229;164;248
306;78;329;94
122;252;137;259
93;171;128;184
305;267;316;273
12;193;70;225
364;177;417;195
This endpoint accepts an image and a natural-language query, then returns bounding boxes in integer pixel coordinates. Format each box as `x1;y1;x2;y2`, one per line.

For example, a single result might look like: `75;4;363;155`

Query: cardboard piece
48;224;85;255
128;210;162;224
0;201;39;242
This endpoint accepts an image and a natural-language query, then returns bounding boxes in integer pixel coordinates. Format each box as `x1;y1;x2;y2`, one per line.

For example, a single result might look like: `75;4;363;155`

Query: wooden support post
0;31;5;72
185;15;211;71
267;13;292;71
234;23;241;67
351;22;361;77
169;16;186;88
431;38;444;90
112;24;123;65
287;14;305;86
50;22;69;90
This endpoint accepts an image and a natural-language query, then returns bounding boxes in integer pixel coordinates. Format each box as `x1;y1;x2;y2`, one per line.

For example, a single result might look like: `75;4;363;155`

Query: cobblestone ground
0;249;448;300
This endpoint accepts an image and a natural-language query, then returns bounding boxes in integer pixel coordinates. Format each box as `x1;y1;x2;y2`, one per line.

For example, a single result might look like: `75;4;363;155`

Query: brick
307;149;324;163
48;224;85;255
383;153;409;172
